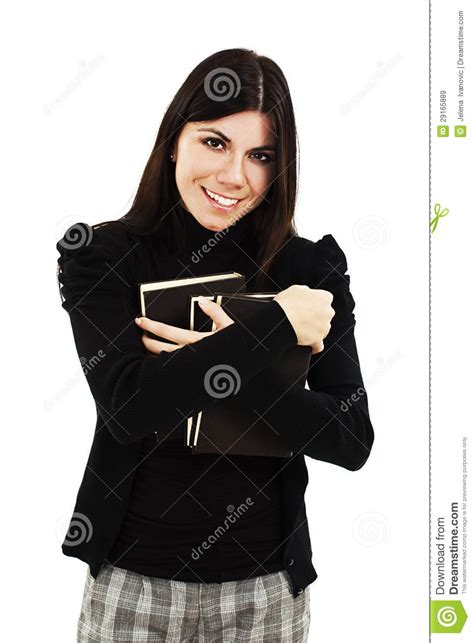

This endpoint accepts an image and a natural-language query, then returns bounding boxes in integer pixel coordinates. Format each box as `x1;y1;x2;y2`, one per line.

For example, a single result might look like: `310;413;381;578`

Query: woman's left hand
135;297;235;355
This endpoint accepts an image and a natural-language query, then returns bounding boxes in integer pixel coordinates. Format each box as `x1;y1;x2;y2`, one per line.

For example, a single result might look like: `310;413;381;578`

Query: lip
201;186;244;212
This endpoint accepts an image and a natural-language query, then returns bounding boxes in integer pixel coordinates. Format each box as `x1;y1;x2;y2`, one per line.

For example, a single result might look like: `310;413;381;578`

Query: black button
297;588;304;595
288;558;294;566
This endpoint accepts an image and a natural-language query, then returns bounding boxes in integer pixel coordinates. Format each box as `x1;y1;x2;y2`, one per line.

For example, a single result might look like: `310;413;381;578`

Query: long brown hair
79;48;300;290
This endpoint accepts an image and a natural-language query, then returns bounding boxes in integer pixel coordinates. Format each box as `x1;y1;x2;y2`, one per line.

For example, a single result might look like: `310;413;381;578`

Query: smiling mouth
201;185;244;207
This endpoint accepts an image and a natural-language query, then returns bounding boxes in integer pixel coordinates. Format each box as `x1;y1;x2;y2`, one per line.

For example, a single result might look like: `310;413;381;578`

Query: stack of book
138;272;311;458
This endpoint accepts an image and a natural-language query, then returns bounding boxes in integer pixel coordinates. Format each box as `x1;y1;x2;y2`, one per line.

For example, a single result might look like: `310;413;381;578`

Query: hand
135;296;235;355
274;285;335;355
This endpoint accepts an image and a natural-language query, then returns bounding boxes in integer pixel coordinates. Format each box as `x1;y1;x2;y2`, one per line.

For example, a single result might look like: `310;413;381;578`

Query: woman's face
172;110;277;232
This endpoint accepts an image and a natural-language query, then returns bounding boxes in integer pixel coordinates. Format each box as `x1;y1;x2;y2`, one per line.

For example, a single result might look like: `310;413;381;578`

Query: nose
215;153;246;190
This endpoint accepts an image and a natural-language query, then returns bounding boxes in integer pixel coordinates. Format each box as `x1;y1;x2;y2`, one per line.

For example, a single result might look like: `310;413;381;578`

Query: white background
2;0;432;640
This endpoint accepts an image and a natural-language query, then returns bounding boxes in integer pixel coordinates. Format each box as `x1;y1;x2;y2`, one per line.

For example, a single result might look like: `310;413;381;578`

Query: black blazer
56;219;374;599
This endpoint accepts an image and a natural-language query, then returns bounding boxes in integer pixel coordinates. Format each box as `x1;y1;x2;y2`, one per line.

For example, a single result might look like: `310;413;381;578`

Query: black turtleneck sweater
56;205;374;598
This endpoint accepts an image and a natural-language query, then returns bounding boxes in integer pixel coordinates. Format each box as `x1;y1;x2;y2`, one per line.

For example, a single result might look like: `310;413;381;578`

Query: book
138;273;247;447
138;272;247;344
186;292;312;458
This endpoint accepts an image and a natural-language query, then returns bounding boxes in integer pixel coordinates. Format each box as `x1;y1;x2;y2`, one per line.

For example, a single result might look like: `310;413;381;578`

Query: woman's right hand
274;285;335;354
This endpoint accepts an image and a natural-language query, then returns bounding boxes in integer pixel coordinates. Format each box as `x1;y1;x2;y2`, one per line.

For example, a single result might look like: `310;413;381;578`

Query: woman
57;47;374;642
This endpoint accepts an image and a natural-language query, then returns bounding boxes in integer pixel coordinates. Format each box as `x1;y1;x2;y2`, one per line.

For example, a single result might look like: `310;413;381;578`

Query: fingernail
198;296;208;306
135;317;142;324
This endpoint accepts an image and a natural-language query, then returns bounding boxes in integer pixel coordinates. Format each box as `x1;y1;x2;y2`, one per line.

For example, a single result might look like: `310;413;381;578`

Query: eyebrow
195;127;276;152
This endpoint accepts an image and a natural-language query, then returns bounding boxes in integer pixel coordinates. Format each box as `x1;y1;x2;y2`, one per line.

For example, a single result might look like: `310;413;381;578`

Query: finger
136;316;201;345
311;340;324;355
142;334;181;354
198;298;235;329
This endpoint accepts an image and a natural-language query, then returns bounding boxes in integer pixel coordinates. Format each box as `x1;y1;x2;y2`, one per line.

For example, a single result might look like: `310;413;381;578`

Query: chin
200;212;232;229
194;215;221;232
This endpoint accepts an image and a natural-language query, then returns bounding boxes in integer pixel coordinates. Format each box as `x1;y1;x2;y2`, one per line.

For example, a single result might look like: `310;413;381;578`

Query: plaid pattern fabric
77;562;310;641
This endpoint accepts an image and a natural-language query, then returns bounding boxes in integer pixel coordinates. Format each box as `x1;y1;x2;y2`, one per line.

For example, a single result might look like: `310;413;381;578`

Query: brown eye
250;152;274;164
202;137;225;150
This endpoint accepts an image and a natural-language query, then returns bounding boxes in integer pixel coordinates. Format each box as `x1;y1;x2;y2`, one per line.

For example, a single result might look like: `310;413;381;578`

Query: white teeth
204;188;239;207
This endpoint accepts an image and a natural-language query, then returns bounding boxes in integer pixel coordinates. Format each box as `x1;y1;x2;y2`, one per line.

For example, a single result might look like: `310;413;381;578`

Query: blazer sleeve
56;221;298;445
235;235;375;471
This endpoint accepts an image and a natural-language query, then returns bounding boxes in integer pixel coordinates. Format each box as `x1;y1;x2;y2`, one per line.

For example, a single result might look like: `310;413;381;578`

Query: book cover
186;292;312;458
